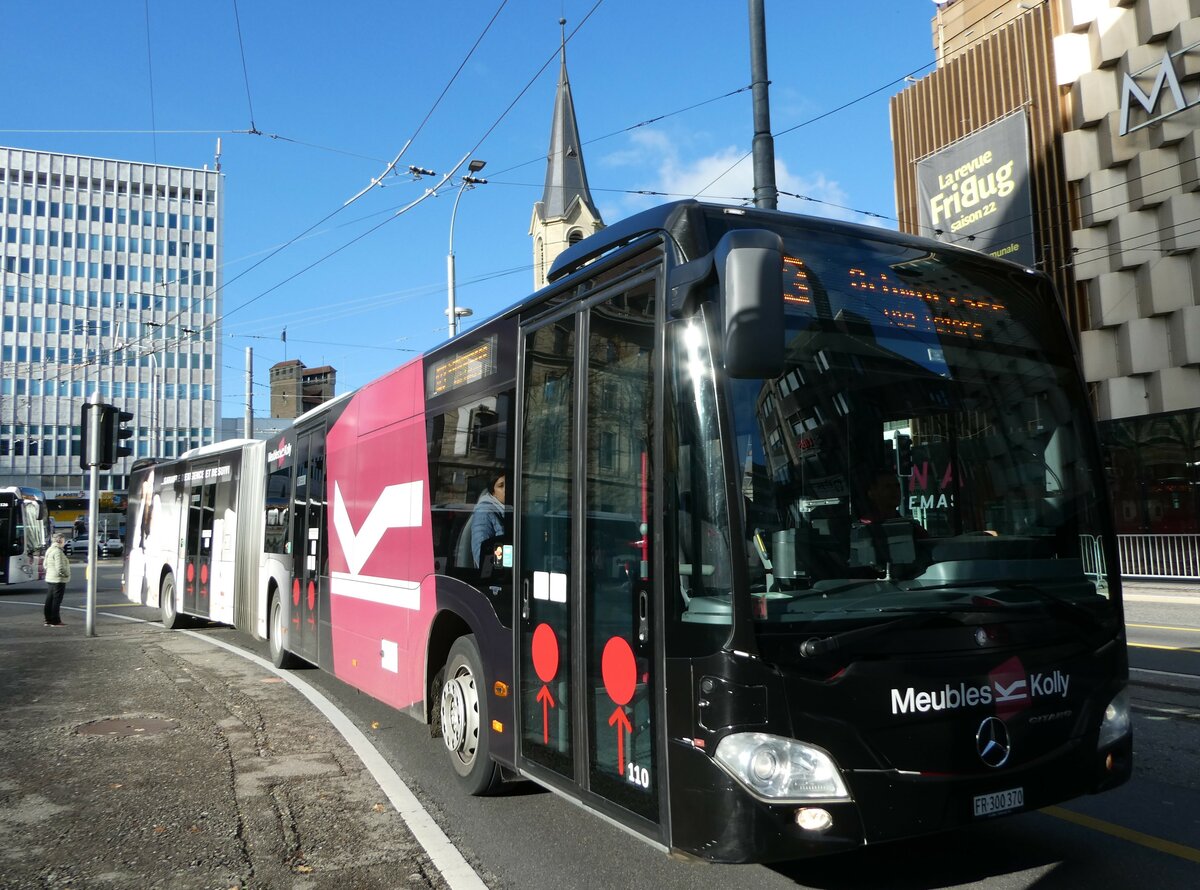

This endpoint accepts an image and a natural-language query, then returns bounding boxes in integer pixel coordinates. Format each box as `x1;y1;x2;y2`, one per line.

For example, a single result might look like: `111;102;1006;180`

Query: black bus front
661;213;1131;862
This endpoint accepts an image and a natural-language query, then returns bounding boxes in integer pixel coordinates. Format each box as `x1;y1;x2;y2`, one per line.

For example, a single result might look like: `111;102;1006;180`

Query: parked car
64;535;123;558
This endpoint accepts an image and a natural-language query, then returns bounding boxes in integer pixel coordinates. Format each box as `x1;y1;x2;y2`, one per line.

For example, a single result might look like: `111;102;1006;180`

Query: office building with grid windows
0;146;222;495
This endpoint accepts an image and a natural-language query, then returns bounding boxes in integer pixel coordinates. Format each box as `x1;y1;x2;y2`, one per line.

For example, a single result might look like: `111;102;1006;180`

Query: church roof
538;36;602;223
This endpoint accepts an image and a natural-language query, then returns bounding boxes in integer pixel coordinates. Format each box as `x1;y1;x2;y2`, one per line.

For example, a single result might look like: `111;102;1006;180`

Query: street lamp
447;159;487;339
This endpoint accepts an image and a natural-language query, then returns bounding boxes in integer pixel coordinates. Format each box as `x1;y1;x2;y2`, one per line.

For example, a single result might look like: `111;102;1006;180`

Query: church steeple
529;19;604;289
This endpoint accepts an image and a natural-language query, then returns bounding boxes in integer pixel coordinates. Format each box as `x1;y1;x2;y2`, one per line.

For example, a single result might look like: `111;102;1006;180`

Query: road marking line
1131;666;1200;682
1043;806;1200;864
185;630;488;890
1128;642;1200;653
0;599;486;890
1127;623;1200;633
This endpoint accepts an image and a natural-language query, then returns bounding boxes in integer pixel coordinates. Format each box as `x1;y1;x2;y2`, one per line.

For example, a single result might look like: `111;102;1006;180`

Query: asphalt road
2;567;1198;889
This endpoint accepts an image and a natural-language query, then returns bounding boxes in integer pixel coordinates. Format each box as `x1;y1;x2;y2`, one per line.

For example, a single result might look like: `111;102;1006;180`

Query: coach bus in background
124;200;1131;863
0;485;50;586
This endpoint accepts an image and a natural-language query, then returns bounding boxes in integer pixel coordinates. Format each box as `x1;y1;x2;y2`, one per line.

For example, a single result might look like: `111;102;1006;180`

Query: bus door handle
521;579;530;619
637;587;649;645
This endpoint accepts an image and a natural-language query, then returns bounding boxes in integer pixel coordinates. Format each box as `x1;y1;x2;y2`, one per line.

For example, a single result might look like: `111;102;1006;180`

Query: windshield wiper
799;610;961;658
903;578;1108;633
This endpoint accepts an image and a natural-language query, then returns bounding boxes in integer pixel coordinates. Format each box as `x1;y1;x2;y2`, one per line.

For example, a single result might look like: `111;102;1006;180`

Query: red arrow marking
609;706;632;775
536;684;556;744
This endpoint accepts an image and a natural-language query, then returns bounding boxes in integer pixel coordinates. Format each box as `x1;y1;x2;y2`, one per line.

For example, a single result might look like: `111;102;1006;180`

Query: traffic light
99;405;135;467
79;403;97;471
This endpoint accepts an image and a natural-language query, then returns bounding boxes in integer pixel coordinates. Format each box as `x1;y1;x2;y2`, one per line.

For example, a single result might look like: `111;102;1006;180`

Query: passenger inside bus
468;472;508;569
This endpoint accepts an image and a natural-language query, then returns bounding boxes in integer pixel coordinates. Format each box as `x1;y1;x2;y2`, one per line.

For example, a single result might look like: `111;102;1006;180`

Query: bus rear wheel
160;572;184;630
269;594;300;669
439;635;501;795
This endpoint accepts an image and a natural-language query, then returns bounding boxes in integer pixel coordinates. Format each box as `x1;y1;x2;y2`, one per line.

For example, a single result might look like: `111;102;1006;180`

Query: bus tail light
714;732;850;803
1097;688;1131;750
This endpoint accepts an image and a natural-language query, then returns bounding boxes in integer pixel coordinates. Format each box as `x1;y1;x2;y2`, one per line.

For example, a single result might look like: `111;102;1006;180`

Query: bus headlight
714;732;850;802
1097;688;1131;749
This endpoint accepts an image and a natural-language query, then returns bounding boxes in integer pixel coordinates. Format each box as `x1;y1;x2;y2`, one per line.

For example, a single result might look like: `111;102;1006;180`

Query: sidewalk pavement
0;588;451;890
1120;579;1200;601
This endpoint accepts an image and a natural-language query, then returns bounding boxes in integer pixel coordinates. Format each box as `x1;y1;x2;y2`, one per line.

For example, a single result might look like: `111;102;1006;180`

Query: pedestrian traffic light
99;404;135;467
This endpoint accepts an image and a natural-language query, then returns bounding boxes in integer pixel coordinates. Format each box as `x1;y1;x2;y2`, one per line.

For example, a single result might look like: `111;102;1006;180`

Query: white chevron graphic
332;480;424;576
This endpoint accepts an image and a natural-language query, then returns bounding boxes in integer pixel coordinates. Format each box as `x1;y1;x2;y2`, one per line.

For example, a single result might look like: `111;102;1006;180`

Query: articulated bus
124;200;1131;862
1;485;50;586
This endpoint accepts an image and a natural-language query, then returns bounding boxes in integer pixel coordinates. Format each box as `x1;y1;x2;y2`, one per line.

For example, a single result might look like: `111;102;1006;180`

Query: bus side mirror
715;229;785;379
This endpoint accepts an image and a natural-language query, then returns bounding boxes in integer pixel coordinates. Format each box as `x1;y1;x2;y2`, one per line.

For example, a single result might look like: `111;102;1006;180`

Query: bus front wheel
269;595;300;669
439;635;501;795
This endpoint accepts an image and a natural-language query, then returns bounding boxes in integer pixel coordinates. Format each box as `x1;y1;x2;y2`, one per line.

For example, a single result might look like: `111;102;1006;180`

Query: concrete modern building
529;31;604;290
0;147;222;495
891;0;1200;538
269;359;336;419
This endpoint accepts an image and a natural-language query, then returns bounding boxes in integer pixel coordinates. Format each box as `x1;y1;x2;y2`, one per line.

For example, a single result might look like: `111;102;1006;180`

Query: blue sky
2;1;937;418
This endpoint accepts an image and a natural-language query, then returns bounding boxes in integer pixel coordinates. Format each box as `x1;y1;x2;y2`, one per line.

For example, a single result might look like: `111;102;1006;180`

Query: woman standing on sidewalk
43;533;71;626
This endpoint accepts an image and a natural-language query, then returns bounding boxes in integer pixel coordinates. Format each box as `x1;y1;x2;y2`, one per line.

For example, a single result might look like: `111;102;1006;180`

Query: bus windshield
672;225;1119;645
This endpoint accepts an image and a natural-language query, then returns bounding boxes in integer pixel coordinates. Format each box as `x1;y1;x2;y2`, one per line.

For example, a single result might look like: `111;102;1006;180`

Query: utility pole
85;392;101;637
748;0;778;210
245;347;253;439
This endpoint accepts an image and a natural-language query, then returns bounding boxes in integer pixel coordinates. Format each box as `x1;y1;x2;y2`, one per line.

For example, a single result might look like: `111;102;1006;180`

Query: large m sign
1120;49;1198;136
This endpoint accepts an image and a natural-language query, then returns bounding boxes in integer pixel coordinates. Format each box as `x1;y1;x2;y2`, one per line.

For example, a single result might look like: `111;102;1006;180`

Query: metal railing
1115;534;1200;581
1079;534;1107;588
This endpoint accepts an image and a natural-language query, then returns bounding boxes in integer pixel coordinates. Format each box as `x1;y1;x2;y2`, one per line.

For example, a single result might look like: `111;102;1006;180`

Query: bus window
428;389;514;594
666;310;735;656
264;462;291;556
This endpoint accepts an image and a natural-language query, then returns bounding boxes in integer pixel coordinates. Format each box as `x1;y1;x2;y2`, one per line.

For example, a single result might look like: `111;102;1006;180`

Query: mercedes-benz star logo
976;717;1011;768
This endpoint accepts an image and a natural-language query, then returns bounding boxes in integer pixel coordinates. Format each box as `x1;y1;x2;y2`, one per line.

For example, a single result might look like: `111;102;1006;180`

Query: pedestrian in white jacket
43;534;71;626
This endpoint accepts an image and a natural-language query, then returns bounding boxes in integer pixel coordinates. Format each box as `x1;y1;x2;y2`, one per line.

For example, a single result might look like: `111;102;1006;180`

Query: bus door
183;467;217;617
0;494;13;584
516;272;661;831
289;429;327;665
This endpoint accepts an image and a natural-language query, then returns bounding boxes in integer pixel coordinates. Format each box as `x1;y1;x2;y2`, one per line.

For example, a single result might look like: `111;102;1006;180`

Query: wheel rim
440;664;479;764
162;577;175;621
270;599;283;657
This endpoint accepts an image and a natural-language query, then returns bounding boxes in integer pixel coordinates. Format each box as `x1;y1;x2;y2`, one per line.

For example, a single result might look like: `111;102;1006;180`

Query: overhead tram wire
99;0;516;370
225;263;531;342
342;0;511;205
147;0;605;352
692;1;1049;201
0;125;390;165
143;0;159;163
17;1;596;396
230;0;260;134
232;334;416;353
690;59;937;200
486;82;752;179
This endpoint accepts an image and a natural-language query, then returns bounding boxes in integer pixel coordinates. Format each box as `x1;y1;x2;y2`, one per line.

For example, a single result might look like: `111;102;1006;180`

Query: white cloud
599;129;877;226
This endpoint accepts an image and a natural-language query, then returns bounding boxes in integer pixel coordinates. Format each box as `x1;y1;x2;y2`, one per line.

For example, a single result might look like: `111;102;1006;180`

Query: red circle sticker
292;579;301;606
601;637;637;706
200;564;209;584
307;580;316;610
531;623;559;683
186;563;195;582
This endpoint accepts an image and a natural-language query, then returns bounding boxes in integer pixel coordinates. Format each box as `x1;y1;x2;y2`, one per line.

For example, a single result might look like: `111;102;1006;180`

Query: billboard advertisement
916;109;1035;268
